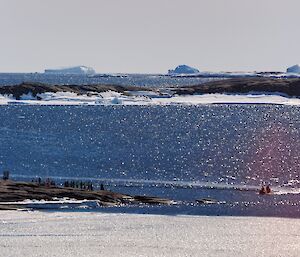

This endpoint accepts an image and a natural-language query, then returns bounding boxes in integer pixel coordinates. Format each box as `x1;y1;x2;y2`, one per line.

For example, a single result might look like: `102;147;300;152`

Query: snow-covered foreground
1;91;300;105
0;211;299;257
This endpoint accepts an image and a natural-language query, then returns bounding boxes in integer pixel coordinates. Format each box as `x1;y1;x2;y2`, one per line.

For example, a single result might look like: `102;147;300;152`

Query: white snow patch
0;211;300;257
1;92;300;106
20;92;36;100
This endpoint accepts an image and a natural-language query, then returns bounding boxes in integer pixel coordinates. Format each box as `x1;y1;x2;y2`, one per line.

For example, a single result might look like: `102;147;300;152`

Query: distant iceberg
287;64;300;74
168;65;200;75
44;66;96;75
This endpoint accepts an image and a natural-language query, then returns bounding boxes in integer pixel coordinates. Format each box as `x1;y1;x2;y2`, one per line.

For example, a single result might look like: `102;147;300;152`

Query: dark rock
196;198;218;204
0;82;153;100
172;77;300;98
0;180;172;207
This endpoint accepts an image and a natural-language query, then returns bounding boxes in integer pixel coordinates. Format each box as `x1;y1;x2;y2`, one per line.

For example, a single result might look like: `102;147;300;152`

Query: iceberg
287;64;300;74
168;65;200;75
44;66;96;75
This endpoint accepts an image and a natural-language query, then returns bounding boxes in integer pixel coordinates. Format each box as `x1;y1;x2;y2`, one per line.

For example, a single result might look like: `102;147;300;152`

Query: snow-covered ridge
1;77;300;105
45;66;96;75
1;91;300;106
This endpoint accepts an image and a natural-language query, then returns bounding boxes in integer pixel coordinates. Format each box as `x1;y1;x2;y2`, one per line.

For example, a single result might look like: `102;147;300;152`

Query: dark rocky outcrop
0;180;173;209
172;77;300;98
2;78;300;101
0;82;152;100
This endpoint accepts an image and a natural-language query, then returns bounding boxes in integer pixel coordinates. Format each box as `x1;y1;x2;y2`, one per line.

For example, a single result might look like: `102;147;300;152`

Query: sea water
0;73;215;87
0;104;300;217
0;71;299;216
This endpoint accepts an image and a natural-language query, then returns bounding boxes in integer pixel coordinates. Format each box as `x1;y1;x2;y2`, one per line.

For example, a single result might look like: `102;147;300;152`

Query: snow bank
0;211;299;257
1;91;300;106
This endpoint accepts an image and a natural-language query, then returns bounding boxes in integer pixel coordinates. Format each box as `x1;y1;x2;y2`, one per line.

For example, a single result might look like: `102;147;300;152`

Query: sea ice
44;66;96;75
0;211;300;257
168;65;200;75
287;64;300;73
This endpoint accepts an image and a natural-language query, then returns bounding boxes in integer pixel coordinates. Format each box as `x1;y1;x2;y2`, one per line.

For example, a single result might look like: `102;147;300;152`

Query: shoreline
1;78;300;106
1;179;300;219
1;92;300;106
0;180;174;210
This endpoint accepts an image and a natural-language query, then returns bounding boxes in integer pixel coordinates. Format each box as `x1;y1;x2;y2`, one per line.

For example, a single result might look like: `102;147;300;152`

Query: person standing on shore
259;185;266;195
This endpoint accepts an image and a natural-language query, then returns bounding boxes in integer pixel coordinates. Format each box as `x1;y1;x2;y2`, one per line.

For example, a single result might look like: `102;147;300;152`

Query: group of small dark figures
3;171;106;191
63;180;94;191
63;181;105;191
31;177;105;191
259;184;272;195
32;177;56;187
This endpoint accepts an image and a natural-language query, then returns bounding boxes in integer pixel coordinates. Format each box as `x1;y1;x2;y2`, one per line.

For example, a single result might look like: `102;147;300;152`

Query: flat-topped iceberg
168;65;200;75
287;64;300;73
45;66;96;75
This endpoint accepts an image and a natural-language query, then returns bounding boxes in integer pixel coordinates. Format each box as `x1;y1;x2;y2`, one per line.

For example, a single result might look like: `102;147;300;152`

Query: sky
0;0;299;73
